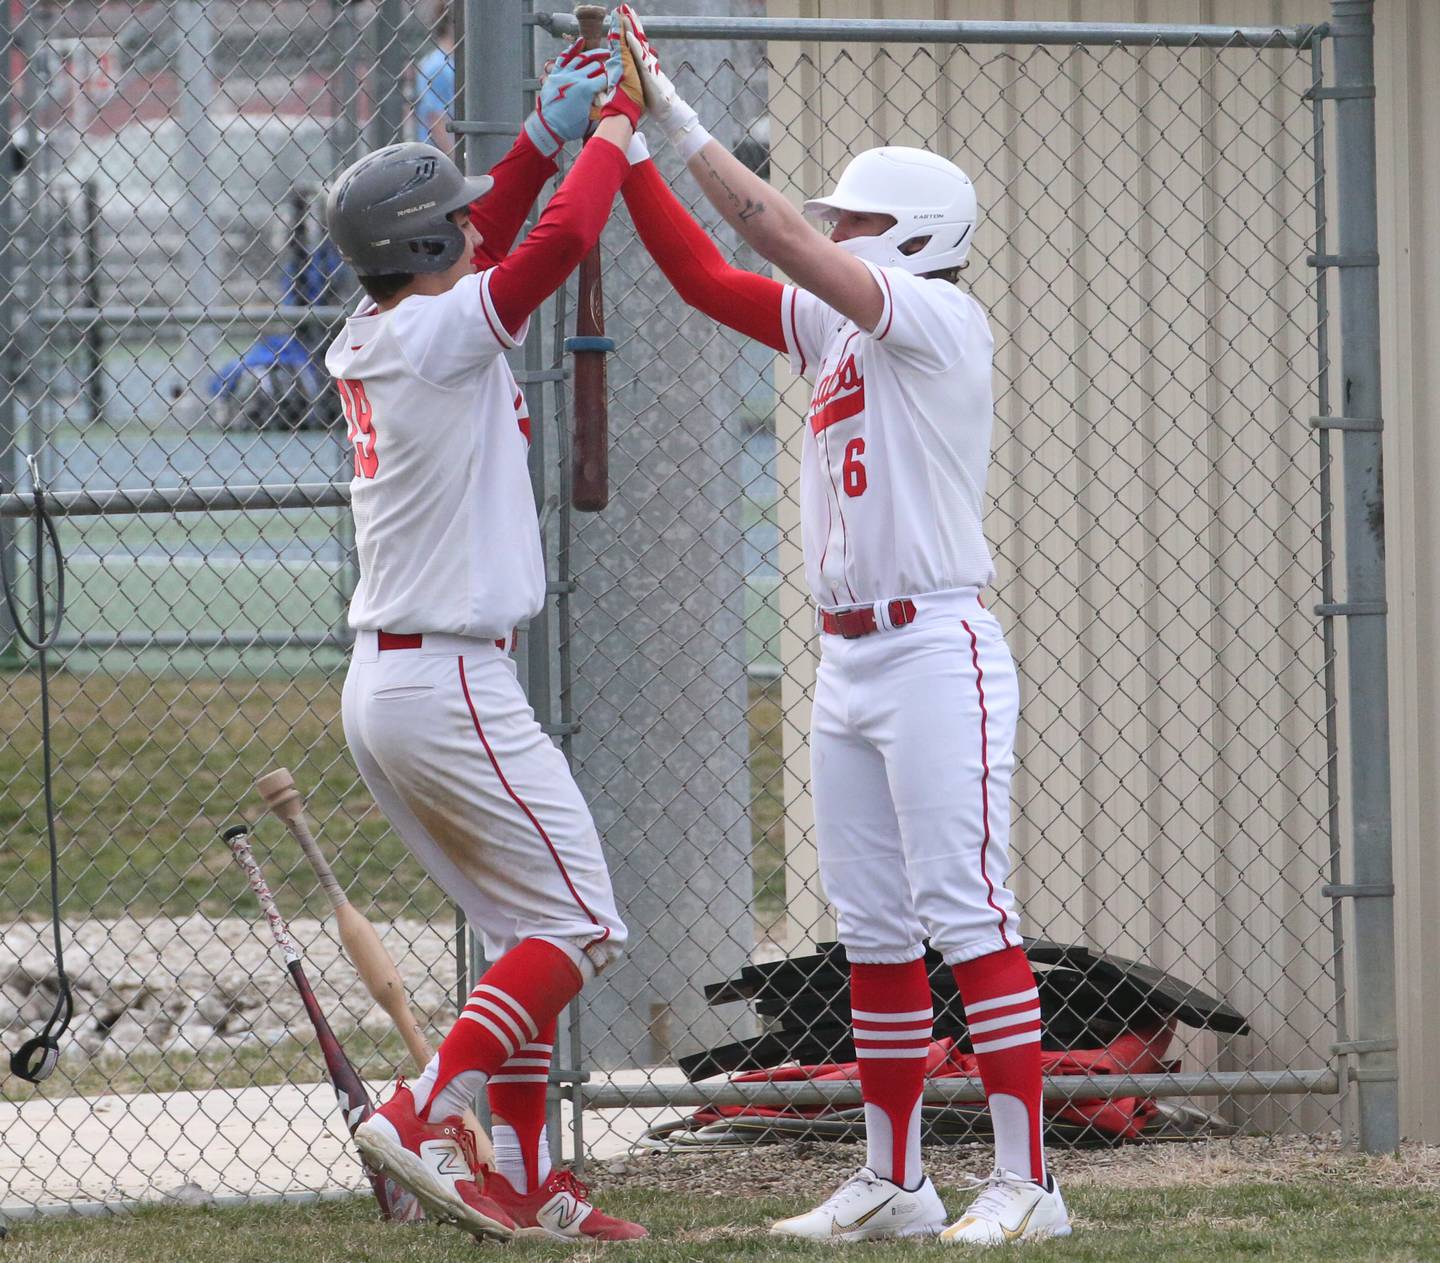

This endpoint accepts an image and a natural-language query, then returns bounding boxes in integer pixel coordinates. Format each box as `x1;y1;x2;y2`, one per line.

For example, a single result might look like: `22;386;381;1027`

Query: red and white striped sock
414;938;581;1124
488;1018;556;1194
851;959;933;1189
951;945;1046;1185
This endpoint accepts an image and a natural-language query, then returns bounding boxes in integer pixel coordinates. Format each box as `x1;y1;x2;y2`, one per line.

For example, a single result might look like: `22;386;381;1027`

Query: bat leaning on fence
252;768;495;1172
568;2;613;512
221;823;423;1223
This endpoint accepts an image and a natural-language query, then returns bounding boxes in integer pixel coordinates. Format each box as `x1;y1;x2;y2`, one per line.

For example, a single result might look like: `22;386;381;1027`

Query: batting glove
595;8;645;126
618;5;711;160
524;37;614;158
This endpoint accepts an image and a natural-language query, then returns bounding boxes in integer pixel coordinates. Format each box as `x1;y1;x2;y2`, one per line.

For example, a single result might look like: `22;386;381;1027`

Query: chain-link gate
539;7;1391;1162
0;0;1396;1223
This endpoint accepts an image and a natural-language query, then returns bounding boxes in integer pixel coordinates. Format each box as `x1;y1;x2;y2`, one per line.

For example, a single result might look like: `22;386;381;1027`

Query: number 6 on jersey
338;378;378;479
842;437;867;498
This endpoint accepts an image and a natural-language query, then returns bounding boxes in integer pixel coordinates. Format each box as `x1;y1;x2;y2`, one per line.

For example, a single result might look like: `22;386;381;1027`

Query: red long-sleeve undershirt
469;130;558;269
482;135;632;339
621;158;787;354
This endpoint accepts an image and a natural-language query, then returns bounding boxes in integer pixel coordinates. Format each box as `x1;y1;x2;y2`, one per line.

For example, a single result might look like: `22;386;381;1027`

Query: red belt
820;599;917;639
377;630;512;652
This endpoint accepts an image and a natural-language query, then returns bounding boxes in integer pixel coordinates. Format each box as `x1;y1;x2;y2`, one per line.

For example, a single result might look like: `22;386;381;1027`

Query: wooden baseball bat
222;824;422;1223
253;769;495;1171
568;3;612;512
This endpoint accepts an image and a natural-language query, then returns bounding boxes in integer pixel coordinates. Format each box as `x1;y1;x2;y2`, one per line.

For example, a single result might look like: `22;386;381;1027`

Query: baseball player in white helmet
616;5;1070;1246
326;18;647;1243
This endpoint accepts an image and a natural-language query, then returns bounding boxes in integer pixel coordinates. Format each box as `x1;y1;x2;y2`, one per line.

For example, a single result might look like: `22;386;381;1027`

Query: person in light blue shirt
414;10;456;154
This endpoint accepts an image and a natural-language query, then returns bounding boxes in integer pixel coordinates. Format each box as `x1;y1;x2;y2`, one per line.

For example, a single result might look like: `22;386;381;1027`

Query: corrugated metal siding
1377;0;1440;1146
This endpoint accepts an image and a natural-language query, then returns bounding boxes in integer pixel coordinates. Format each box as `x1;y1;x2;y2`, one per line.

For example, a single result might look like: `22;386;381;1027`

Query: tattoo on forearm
700;151;766;225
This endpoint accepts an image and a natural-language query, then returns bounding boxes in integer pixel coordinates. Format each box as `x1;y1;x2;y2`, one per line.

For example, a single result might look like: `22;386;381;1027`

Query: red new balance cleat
353;1084;514;1243
488;1169;648;1241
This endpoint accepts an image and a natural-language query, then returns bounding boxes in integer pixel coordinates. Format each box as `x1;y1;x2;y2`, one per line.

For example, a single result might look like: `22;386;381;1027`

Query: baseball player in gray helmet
325;141;494;280
329;17;651;1245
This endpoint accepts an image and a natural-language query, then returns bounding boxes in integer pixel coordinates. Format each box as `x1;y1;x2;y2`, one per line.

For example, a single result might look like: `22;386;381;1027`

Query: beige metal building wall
762;0;1435;1140
1375;0;1440;1148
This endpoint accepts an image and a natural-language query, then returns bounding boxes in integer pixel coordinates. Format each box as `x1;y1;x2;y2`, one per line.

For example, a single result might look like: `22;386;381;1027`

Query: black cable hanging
1;455;72;1083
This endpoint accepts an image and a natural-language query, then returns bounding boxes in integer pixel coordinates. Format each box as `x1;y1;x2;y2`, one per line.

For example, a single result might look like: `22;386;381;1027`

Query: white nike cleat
770;1167;947;1241
940;1168;1072;1246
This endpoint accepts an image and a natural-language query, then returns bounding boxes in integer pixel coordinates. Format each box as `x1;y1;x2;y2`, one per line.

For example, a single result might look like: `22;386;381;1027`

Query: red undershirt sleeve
621;158;787;354
469;131;560;268
487;137;632;339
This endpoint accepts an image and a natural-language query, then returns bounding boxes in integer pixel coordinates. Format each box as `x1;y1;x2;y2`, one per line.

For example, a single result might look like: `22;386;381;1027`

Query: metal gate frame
453;1;1399;1159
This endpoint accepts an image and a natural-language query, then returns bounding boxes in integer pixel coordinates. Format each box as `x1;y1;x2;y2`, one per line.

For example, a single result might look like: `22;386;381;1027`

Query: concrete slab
0;1069;695;1216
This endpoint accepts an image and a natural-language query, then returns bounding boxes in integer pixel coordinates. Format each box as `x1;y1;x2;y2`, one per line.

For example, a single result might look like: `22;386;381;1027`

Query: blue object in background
279;237;344;309
414;45;455;134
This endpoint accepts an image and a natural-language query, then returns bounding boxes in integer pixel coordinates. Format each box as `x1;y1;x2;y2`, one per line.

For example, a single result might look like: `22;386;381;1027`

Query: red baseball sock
951;945;1046;1185
416;938;581;1124
851;959;933;1189
488;1017;557;1194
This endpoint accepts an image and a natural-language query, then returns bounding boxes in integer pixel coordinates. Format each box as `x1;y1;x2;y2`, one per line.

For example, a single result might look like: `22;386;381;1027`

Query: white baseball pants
341;630;626;975
811;588;1022;966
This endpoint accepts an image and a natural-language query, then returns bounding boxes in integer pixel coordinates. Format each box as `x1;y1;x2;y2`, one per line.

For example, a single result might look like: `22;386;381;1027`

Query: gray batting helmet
325;142;494;277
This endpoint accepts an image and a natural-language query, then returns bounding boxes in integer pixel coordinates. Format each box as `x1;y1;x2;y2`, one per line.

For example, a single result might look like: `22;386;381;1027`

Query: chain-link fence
0;0;1395;1222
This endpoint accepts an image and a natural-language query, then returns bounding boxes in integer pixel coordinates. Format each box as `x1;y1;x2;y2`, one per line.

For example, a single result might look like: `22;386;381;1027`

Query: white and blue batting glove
524;38;616;159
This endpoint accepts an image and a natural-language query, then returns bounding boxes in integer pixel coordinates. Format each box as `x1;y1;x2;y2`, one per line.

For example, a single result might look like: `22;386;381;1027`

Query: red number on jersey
338;379;378;479
842;437;867;498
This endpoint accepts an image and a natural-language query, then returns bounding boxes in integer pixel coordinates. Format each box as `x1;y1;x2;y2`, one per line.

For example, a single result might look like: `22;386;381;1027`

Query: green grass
3;1180;1437;1262
0;671;438;922
0;670;791;926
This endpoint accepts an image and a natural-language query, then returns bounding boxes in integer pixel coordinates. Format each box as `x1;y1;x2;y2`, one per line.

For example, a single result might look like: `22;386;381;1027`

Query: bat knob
221;824;250;842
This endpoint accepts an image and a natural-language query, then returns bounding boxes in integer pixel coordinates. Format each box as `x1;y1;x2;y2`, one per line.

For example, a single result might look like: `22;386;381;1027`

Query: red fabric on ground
689;1021;1177;1141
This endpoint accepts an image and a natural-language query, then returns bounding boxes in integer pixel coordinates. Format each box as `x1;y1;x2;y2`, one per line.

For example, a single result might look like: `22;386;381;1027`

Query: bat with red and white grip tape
222;823;422;1223
568;3;612;512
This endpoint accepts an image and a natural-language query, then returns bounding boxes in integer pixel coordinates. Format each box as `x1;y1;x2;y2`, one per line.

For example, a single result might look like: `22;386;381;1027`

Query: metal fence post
373;0;408;148
0;0;17;669
1326;0;1399;1154
172;1;222;428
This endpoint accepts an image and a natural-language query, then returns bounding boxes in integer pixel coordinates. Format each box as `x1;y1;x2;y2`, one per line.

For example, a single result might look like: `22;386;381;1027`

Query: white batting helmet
804;146;978;275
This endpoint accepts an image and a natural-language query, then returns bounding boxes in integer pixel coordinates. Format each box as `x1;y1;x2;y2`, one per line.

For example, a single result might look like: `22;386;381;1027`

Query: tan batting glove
596;8;645;125
617;5;711;159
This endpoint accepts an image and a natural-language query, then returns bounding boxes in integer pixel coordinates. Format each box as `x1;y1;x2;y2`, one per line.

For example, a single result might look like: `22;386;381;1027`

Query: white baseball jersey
324;269;541;640
780;262;997;608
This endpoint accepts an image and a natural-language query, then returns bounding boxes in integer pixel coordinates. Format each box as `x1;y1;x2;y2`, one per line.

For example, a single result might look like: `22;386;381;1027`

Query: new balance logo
419;1138;470;1178
543;1193;589;1233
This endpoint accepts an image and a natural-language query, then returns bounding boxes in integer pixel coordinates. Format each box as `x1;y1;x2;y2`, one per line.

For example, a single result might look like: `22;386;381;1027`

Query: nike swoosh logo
1001;1203;1039;1242
831;1192;897;1235
350;345;364;350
